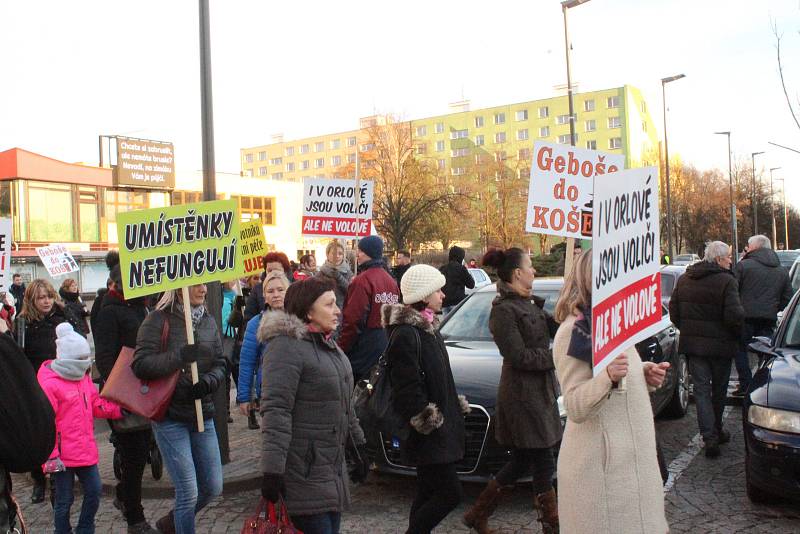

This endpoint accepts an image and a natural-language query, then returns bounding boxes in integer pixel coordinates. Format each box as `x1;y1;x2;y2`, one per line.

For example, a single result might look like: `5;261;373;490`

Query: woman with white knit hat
382;264;471;534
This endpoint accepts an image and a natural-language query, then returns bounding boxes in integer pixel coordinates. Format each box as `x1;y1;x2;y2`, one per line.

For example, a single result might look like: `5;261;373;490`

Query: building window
269;157;282;165
451;148;469;157
328;139;339;150
586;140;597;150
475;135;485;146
315;158;324;168
258;151;267;161
416;144;427;155
474;116;484;127
234;195;275;225
642;121;648;132
347;136;357;147
451;167;466;176
558;134;575;144
285;146;294;156
286;162;295;172
271;172;283;180
517;129;529;141
641;101;647;113
170;190;203;206
107;190;150;231
585;119;596;132
245;153;254;163
556;114;572;125
346;153;356;164
300;144;309;154
360;143;375;152
515;110;528;121
608;116;621;128
538;106;549;118
475;153;487;164
301;160;310;170
494;132;506;143
518;168;531;179
539;126;550;137
416;125;427;137
450;129;468;139
314;142;324;152
437;158;446;170
494;112;506;124
495;151;507;162
518;148;531;161
609;137;622;149
434;122;444;134
26;181;73;241
258;166;267;176
436;140;445;152
607;96;620;108
331;155;342;166
584;100;595;112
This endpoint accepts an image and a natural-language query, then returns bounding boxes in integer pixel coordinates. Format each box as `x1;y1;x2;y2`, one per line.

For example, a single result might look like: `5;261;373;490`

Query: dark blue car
744;290;800;502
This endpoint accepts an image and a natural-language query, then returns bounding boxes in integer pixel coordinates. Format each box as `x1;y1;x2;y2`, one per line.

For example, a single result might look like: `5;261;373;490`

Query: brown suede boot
462;479;506;533
534;488;559;534
155;510;175;534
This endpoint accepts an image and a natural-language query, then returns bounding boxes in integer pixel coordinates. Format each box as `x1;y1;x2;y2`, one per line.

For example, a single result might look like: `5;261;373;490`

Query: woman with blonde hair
315;240;353;310
59;278;89;336
553;250;669;534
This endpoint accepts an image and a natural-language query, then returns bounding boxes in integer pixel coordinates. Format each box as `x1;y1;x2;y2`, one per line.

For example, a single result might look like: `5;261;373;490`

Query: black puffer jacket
22;305;82;372
59;288;89;336
439;246;475;308
383;304;465;466
132;305;226;426
94;291;148;382
735;247;794;321
669;261;744;358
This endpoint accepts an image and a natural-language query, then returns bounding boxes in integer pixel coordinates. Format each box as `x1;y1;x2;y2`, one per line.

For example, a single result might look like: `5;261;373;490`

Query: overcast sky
1;0;798;208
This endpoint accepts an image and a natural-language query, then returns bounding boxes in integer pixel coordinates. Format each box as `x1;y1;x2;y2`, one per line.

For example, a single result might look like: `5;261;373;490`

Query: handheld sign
591;167;663;378
302;177;374;238
117;200;243;431
239;220;267;276
0;219;11;292
36;244;79;278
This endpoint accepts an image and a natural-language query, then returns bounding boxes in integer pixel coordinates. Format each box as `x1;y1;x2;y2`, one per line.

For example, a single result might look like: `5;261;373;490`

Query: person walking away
59;279;90;336
384;265;468;534
462;248;562;534
339;236;400;382
9;274;25;309
553;250;669;534
237;272;289;430
439;246;474;315
391;250;412;287
93;252;158;533
90;278;113;335
259;278;368;534
244;251;292;322
17;279;83;503
669;241;743;458
732;235;794;396
38;322;123;534
316;240;353;311
294;254;318;282
132;285;226;534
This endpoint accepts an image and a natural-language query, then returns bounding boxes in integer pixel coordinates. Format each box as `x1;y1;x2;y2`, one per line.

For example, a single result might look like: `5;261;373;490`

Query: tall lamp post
714;131;737;263
561;0;590;276
775;177;789;249
661;74;685;263
751;151;764;234
769;167;781;248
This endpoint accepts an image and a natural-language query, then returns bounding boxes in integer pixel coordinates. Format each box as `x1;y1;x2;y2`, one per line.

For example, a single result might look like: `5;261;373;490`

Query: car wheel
661;353;689;418
745;455;772;504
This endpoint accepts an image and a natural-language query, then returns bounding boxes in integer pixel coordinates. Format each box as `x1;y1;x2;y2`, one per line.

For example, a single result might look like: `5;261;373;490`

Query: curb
101;473;261;499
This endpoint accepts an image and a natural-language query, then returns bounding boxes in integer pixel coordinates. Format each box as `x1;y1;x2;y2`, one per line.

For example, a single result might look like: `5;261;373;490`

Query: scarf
50;359;92;381
357;258;385;274
567;305;592;365
176;303;206;328
420;308;435;324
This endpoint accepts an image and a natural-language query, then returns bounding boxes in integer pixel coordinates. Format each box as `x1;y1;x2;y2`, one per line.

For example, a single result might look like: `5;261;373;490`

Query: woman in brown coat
463;248;562;534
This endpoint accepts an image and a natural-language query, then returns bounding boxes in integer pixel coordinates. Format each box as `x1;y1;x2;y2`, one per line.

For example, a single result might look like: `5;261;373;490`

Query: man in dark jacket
339;236;400;382
8;274;25;308
391;250;412;287
670;241;744;458
439;246;475;314
732;235;794;396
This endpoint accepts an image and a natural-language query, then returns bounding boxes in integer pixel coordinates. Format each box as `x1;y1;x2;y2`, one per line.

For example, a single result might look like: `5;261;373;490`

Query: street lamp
775;177;789;249
661;73;686;263
769;167;781;248
751;151;765;234
714;131;737;263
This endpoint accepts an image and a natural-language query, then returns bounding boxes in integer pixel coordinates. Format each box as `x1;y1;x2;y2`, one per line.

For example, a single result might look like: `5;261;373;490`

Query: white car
672;254;700;266
466;268;492;295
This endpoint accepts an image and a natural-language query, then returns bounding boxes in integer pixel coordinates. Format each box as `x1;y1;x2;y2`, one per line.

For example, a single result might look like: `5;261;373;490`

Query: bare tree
773;19;800;133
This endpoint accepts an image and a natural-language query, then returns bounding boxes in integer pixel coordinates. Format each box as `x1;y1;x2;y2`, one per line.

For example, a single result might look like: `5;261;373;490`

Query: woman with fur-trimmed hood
383;264;469;534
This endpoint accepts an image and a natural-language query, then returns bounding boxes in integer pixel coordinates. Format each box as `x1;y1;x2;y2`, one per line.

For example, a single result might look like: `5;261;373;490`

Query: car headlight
748;405;800;434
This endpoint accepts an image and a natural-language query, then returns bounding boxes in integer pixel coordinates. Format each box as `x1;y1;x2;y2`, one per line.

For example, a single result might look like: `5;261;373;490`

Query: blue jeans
735;319;775;391
292;512;341;534
152;418;223;534
53;464;102;534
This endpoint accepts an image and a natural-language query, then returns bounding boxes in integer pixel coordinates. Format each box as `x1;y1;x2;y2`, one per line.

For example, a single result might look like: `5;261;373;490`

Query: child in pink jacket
38;322;122;534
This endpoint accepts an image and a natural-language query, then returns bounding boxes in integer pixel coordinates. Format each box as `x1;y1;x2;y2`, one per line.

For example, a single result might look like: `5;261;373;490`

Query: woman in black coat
384;264;469;534
59;278;89;336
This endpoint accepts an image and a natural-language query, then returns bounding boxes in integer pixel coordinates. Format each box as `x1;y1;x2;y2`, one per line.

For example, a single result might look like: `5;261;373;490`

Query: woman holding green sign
132;284;226;534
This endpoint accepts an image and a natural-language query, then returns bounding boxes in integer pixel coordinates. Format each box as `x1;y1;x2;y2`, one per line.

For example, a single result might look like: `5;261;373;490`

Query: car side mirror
748;337;778;359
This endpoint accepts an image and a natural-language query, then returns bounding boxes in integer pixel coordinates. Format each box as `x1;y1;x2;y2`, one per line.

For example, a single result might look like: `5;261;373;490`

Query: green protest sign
117;199;243;298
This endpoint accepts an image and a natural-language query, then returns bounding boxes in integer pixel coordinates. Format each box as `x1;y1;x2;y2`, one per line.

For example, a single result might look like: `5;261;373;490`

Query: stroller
111;432;163;481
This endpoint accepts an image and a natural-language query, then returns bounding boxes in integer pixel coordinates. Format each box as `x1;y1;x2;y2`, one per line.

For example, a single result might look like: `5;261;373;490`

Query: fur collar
257;310;308;342
381;303;436;335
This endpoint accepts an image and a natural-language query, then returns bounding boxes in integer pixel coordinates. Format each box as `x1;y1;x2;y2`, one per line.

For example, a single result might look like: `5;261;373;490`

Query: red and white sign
591;167;663;376
302;178;374;238
36;244;79;278
525;141;625;239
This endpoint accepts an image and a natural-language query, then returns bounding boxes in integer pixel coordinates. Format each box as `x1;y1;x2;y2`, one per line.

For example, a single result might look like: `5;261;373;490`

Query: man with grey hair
732;235;793;396
670;241;744;457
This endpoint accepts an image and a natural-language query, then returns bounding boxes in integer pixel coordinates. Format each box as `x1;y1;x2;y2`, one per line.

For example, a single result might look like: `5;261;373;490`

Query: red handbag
100;311;179;421
241;498;302;534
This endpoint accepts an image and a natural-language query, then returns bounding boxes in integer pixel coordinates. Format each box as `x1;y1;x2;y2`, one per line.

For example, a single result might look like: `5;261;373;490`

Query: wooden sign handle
181;286;205;433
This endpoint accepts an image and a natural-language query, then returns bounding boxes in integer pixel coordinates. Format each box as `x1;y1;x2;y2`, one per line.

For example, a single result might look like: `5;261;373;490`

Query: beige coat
553;314;668;534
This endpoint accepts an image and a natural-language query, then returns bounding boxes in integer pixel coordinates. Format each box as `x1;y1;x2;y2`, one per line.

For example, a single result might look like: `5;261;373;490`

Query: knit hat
55;322;91;360
401;264;446;305
358;235;384;260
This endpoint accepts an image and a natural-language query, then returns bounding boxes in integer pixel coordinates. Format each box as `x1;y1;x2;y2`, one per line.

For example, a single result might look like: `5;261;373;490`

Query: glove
261;472;285;503
180;344;198;364
191;379;211;399
350;445;370;483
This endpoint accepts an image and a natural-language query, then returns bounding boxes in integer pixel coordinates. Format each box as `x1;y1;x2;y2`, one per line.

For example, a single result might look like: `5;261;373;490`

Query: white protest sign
301;177;374;238
36;244;79;278
0;219;11;292
525;141;625;239
591;167;663;376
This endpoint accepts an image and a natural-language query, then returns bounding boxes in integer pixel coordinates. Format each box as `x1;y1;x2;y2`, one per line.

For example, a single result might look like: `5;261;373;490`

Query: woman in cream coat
553;250;670;534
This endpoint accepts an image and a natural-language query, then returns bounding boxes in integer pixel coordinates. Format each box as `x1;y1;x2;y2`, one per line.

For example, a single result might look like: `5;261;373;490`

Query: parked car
366;278;690;481
776;250;800;273
790;256;800;294
672;254;700;266
743;289;800;503
465;268;492;295
660;264;687;307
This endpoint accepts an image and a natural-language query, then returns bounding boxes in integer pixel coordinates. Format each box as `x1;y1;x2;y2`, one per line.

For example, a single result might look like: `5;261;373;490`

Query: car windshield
676;255;693;261
792;264;800;292
777;250;800;268
782;297;800;348
661;273;675;298
470;270;487;283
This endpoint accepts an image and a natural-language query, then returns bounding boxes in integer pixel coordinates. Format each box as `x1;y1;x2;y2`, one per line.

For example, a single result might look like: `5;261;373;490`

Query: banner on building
525;141;625;239
591;167;663;376
301;177;374;238
36;244;79;278
0;219;11;292
112;136;175;190
116;200;243;298
239;220;267;275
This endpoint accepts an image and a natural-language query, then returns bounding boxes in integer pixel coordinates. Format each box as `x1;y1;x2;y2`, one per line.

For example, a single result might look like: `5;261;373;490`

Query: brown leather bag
101;311;178;421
